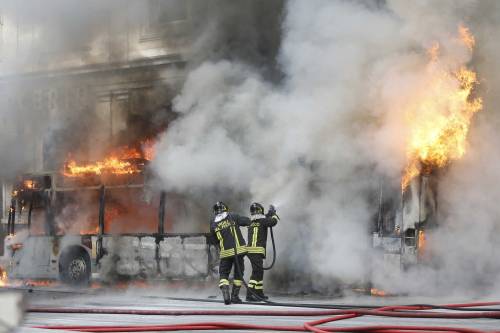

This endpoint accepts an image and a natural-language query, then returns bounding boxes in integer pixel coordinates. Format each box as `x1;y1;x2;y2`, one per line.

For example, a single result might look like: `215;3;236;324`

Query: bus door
11;190;53;278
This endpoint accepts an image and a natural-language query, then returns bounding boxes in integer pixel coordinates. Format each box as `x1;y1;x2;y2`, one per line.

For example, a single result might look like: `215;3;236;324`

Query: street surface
9;285;500;333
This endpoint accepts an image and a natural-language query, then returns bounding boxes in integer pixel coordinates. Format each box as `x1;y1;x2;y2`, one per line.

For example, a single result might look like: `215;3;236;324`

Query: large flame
0;270;7;287
64;158;137;177
64;139;156;177
401;25;482;190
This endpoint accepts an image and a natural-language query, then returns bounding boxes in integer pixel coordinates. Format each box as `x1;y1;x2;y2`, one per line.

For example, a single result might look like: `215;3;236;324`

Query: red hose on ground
304;324;493;333
30;301;500;333
27;306;500;319
28;307;338;316
27;303;500;318
32;322;500;333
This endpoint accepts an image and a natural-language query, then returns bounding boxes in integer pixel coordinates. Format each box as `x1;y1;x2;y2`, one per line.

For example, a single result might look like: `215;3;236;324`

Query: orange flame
64;139;156;177
0;270;7;287
458;24;475;51
142;139;156;161
401;25;482;190
64;157;140;177
23;180;35;189
417;229;427;261
427;42;440;63
23;280;56;287
79;225;99;235
370;288;387;297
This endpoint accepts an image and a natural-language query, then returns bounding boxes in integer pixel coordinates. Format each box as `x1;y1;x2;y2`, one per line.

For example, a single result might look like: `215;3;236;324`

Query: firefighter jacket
246;213;278;257
210;212;250;258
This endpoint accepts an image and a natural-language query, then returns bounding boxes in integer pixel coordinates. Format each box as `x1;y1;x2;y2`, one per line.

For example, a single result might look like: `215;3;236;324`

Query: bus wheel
59;247;91;286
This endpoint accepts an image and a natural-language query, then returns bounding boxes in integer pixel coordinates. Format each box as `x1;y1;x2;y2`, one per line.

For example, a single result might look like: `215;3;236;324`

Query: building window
149;0;187;25
141;0;188;41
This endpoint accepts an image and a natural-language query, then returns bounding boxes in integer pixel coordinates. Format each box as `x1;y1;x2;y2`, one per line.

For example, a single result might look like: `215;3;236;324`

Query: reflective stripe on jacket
246;213;278;257
210;212;250;258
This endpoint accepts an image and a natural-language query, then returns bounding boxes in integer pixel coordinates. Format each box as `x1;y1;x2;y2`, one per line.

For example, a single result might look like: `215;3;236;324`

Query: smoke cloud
153;0;500;295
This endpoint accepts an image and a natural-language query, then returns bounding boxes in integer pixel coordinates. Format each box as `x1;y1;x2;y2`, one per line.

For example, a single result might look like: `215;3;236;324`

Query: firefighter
245;203;279;302
210;201;250;305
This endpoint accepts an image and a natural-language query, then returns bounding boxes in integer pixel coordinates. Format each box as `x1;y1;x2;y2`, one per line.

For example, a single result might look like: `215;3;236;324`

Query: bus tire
59;246;91;286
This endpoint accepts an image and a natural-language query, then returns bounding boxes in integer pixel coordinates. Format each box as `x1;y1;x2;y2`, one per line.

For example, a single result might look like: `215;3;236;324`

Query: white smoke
150;0;499;295
154;0;399;289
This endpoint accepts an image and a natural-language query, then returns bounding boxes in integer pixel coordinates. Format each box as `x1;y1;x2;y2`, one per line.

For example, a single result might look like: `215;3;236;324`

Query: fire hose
262;226;276;270
29;301;500;332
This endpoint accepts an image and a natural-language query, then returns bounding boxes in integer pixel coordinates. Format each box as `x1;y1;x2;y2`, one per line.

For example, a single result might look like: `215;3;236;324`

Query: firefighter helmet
213;201;228;215
250;202;264;215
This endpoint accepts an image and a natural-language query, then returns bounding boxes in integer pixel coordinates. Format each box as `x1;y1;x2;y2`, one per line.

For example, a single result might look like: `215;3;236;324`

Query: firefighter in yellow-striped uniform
210;201;250;305
246;203;279;302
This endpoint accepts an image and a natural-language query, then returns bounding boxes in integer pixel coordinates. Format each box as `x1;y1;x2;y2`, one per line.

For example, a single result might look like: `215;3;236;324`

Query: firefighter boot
231;285;243;304
221;285;231;305
257;289;269;301
245;287;260;302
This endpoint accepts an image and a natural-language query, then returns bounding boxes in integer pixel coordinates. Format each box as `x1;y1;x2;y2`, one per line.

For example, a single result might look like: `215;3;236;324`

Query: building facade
0;0;195;223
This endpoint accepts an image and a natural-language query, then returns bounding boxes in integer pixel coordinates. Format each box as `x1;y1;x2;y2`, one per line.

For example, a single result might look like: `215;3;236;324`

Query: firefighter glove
266;205;277;217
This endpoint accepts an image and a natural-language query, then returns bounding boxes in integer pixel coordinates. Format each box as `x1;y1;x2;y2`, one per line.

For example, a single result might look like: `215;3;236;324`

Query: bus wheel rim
69;259;86;280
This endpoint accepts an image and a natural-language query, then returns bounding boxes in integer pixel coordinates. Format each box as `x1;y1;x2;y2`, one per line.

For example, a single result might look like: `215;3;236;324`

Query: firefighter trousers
247;253;264;290
218;255;245;288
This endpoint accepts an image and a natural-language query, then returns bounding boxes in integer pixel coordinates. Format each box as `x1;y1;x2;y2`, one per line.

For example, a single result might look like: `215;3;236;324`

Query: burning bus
1;144;217;285
372;171;439;272
371;25;482;273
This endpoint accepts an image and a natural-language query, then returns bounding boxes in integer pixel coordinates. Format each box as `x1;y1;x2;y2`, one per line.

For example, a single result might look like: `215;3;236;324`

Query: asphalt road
12;286;500;333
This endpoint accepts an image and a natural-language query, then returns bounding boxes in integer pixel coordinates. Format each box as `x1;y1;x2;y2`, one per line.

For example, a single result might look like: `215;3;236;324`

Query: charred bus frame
4;171;216;285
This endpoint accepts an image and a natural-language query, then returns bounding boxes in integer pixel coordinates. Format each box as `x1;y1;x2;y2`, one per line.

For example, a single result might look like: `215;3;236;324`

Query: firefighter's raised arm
264;205;279;227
